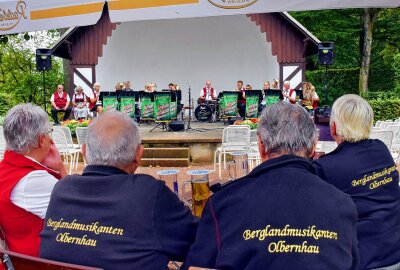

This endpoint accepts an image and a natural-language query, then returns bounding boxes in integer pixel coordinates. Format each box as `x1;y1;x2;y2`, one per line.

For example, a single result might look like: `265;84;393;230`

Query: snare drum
195;104;213;122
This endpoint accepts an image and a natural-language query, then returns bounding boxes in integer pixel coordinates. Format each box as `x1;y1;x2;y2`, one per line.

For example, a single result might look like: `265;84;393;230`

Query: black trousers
51;107;72;124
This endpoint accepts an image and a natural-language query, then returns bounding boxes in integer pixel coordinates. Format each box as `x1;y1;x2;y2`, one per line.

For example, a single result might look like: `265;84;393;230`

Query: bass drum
195;104;212;122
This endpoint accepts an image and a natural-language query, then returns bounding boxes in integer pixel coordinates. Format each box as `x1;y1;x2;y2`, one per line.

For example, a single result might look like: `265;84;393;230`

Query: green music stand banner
141;95;154;119
265;90;280;105
221;92;238;117
120;97;135;114
170;101;177;119
245;91;259;118
103;96;118;112
154;92;171;121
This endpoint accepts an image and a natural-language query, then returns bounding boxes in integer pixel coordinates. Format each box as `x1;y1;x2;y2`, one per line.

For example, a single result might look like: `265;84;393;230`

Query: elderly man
184;102;359;270
40;111;197;269
0;104;67;256
280;81;296;104
88;82;103;114
313;94;400;270
199;81;217;104
50;84;72;125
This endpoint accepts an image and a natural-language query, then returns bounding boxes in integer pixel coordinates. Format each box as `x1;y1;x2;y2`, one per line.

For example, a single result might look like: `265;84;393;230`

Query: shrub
368;99;400;122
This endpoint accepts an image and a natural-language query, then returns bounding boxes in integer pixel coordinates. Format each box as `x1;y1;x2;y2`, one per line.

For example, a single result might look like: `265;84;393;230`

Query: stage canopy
0;0;399;35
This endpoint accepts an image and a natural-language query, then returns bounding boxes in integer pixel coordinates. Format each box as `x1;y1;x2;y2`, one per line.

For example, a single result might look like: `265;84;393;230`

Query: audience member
88;82;103;114
50;84;72;125
72;86;88;120
184;102;359;270
40;111;197;269
0;104;67;256
313;94;400;269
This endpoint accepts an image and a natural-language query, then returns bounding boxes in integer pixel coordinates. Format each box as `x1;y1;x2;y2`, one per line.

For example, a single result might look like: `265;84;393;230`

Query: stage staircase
141;147;190;167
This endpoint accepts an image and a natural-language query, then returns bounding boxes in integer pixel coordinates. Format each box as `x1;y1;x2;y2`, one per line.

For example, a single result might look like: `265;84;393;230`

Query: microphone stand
187;82;192;130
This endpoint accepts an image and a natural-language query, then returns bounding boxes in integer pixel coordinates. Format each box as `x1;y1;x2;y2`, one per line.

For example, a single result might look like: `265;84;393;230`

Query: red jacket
53;91;68;108
0;151;61;256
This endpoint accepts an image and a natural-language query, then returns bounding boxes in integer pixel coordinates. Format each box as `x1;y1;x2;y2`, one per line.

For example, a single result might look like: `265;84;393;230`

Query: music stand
150;92;173;132
139;91;155;123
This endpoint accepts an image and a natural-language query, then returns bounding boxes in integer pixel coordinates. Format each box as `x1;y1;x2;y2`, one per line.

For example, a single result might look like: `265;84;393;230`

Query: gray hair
258;102;317;157
74;86;83;92
330;94;373;142
3;103;51;153
85;111;141;167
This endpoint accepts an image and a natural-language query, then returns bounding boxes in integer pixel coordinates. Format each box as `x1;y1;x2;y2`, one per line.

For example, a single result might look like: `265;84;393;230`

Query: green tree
0;32;63;116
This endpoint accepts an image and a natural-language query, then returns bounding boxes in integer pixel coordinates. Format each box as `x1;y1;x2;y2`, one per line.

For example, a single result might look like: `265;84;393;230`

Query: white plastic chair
213;125;250;178
51;129;76;174
0;127;5;160
387;125;400;160
76;127;88;166
319;141;337;154
56;126;82;169
375;120;384;128
247;129;261;171
370;130;394;151
380;121;394;130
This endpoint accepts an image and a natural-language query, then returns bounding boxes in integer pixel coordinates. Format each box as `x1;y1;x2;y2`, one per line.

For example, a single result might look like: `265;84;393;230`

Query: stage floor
139;120;226;143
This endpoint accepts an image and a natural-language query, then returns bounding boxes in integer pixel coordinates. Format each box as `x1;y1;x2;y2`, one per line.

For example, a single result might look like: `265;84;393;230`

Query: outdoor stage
138;120;226;167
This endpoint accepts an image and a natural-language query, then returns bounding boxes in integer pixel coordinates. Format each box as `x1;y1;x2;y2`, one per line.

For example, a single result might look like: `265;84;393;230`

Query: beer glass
228;152;249;180
156;169;179;196
182;170;211;217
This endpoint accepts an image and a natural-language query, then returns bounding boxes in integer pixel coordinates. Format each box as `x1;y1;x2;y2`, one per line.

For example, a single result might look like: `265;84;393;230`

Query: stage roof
0;0;399;35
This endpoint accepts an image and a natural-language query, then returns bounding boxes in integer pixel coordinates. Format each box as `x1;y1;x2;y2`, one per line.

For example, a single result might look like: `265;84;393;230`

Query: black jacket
314;139;400;269
185;155;359;270
40;165;198;270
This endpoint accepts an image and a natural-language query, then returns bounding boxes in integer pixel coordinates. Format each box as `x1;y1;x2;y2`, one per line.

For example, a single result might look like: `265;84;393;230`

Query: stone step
140;158;189;167
142;147;189;159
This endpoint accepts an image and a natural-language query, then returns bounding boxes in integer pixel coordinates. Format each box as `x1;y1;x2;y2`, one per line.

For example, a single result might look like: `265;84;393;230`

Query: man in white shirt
199;80;217;104
50;84;72;125
281;81;297;104
0;103;67;256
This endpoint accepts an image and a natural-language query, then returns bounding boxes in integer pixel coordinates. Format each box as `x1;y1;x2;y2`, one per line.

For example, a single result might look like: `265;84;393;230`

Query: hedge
306;67;359;106
0;92;16;117
368;99;400;122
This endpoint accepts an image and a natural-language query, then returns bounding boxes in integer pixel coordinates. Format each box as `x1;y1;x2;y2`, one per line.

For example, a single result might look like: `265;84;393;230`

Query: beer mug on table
182;170;211;218
228;152;249;180
156;169;179;196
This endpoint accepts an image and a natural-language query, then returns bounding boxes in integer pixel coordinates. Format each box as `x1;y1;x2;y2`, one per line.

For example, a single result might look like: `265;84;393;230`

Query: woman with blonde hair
302;82;319;110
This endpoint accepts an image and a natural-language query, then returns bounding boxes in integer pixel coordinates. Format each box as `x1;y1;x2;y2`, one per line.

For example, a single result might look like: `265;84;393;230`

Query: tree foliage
291;8;400;93
0;32;63;116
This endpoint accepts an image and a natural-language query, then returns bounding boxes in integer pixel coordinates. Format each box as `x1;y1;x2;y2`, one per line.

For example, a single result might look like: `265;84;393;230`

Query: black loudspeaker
36;48;52;71
318;42;334;65
228;117;244;125
169;121;184;132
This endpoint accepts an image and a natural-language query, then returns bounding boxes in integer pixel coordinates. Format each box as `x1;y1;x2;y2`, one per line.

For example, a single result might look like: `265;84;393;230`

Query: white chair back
370;130;394;150
381;121;394;130
76;127;88;146
222;125;250;149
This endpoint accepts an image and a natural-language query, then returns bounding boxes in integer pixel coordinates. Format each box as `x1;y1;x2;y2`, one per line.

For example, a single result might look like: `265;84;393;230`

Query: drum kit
194;100;219;122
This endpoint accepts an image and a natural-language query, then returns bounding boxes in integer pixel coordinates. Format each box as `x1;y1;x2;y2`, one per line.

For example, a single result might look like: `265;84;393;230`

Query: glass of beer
156;169;179;196
228;152;249;180
182;170;211;217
